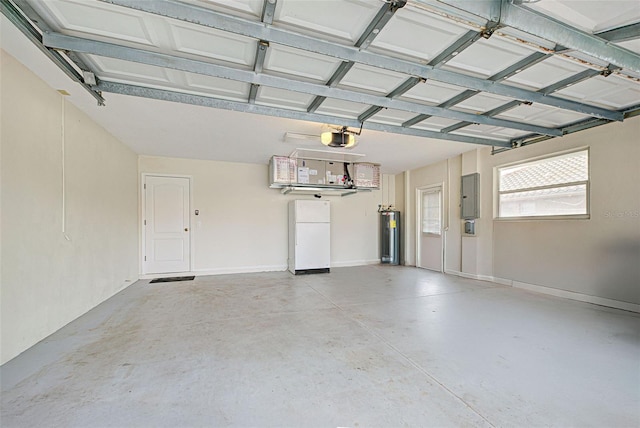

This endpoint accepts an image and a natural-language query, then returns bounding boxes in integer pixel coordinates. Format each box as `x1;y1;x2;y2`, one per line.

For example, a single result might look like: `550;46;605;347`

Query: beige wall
403;117;640;307
489;118;640;305
1;51;139;364
139;156;386;273
394;172;405;264
403;157;462;272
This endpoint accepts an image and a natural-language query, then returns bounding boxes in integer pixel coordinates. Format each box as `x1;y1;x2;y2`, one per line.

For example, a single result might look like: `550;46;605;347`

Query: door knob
184;228;189;232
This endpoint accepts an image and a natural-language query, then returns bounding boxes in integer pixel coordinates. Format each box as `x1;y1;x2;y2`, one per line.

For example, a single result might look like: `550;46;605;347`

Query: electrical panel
461;173;479;219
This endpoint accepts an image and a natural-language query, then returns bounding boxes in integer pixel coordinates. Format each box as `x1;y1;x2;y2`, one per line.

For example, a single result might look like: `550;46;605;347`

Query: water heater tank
380;211;400;265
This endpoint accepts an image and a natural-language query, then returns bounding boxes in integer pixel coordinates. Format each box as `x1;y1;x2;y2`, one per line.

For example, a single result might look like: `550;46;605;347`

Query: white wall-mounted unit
269;155;381;194
288;200;331;275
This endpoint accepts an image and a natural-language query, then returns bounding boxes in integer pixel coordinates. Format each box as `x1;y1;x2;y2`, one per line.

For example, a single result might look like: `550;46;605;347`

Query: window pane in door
422;190;441;235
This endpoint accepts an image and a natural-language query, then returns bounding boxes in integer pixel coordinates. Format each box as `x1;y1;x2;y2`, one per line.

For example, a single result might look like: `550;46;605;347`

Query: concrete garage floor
2;265;639;427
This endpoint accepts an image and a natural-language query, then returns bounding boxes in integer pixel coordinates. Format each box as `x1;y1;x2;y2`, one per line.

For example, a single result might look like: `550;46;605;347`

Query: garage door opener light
320;125;362;149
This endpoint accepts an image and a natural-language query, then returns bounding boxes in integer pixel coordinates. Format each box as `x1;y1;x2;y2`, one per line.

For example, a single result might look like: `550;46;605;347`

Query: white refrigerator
288;200;330;275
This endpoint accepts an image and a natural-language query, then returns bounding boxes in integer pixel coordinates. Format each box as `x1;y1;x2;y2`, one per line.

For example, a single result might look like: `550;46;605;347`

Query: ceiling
2;0;639;174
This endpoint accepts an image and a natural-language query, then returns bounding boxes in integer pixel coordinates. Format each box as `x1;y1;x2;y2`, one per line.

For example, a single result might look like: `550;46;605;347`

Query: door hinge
144;220;146;225
144;183;146;189
144;256;147;261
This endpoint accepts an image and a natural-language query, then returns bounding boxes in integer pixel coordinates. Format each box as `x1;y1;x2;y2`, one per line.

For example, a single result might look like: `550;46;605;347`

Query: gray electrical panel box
464;220;475;235
461;173;479;219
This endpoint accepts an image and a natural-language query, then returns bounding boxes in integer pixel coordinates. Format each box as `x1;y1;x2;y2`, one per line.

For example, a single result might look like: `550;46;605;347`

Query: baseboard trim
142;260;381;279
193;265;288;276
444;270;510;285
331;259;380;268
512;281;640;313
444;269;638;312
489;276;513;286
140;264;288;279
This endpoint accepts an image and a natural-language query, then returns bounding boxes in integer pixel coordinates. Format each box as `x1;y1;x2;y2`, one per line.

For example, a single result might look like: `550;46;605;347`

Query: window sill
494;214;590;222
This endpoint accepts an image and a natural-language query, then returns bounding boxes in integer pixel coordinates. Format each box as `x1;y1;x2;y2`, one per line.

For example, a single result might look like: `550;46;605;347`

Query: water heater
380;210;400;265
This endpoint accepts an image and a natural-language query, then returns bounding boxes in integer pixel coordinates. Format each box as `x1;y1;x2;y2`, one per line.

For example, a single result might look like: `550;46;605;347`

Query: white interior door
418;186;443;272
144;176;190;274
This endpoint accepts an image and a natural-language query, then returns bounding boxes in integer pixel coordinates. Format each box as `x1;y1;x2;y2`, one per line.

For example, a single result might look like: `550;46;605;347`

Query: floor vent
149;276;195;284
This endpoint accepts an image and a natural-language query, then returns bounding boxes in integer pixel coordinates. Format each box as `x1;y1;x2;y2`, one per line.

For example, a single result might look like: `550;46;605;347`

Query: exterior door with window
418;187;443;272
144;175;191;274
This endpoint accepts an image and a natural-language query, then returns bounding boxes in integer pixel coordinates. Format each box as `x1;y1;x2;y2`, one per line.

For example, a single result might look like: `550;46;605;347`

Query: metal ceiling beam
440;90;478;108
320;0;419;120
416;0;501;23
306;96;328;113
248;40;269;104
99;0;622;121
95;81;510;147
414;0;640;73
358;106;384;123
392;26;492;126
249;0;276;105
480;99;524;117
387;77;423;98
441;100;523;133
402;50;551;129
496;117;611;153
1;0;105;105
260;0;276;25
595;23;640;43
624;104;640;119
539;69;600;95
442;66;605;134
253;41;269;73
247;85;259;105
10;0;104;82
307;61;353;113
402;114;431;128
326;62;355;87
427;29;483;67
499;2;640;73
356;0;407;50
401;89;477;126
488;51;550;81
307;0;405;113
498;103;640;153
358;77;423;122
439;122;469;134
441;67;603;134
44;32;561;136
